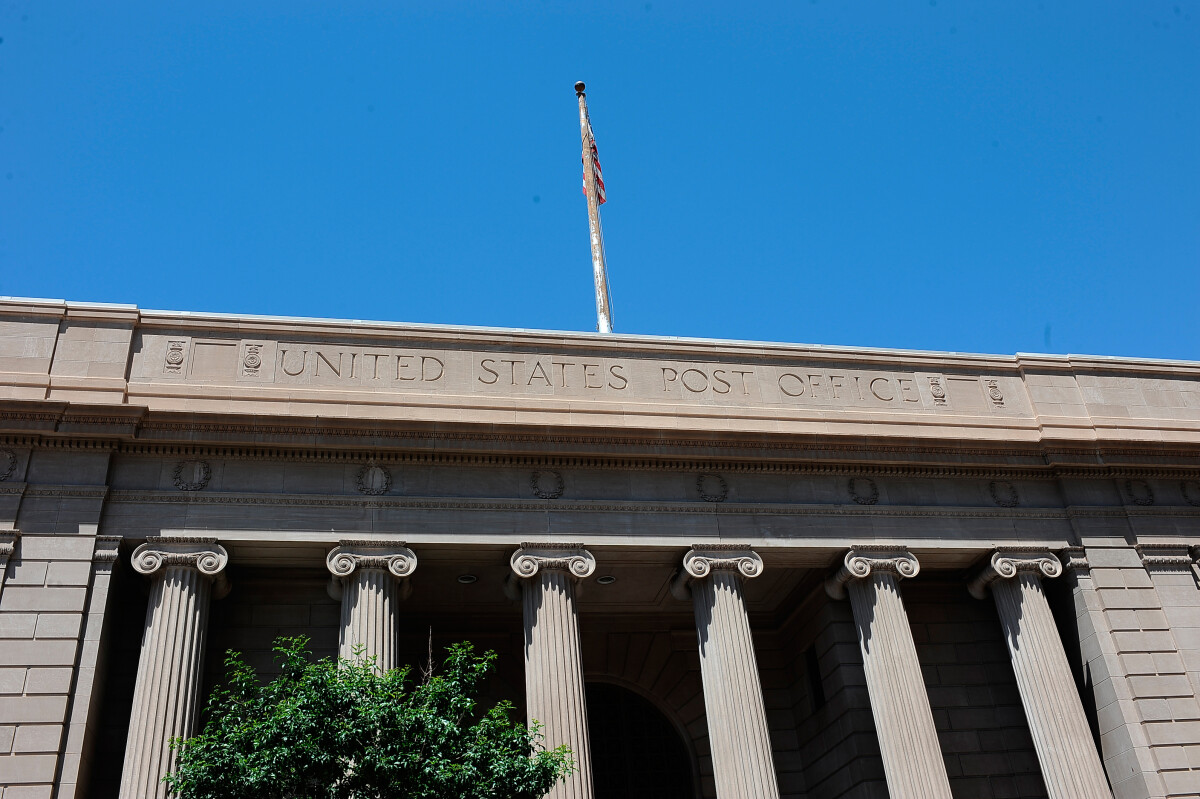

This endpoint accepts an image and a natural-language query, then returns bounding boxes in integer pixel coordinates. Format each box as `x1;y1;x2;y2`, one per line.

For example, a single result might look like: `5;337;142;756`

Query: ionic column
969;550;1113;799
119;537;230;799
508;543;596;799
825;549;953;798
326;540;417;671
671;545;780;799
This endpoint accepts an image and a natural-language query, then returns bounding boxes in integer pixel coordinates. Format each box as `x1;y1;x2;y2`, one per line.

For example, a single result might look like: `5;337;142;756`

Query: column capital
825;547;919;600
94;535;121;567
670;545;763;600
326;540;416;601
968;548;1061;599
131;537;230;598
1059;546;1089;574
510;542;596;580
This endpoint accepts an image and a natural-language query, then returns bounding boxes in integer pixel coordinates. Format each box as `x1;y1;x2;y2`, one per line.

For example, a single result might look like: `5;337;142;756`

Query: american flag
583;118;607;205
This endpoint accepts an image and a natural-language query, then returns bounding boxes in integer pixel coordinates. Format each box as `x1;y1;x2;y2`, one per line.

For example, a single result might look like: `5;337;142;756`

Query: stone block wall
904;581;1047;798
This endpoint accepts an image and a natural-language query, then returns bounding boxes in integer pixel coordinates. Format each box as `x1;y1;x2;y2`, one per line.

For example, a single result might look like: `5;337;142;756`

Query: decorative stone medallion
0;449;15;482
1124;479;1155;506
848;477;879;506
989;480;1020;508
929;376;947;405
697;472;728;503
530;470;565;499
1181;480;1200;508
356;463;392;496
164;340;187;374
172;460;212;491
241;342;264;377
985;379;1005;407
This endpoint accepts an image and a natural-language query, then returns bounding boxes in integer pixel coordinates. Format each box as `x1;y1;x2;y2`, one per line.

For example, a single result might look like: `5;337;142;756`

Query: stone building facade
0;296;1197;798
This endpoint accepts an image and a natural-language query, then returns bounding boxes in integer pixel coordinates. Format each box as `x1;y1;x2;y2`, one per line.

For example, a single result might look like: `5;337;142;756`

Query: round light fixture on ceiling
457;574;478;584
596;575;617;585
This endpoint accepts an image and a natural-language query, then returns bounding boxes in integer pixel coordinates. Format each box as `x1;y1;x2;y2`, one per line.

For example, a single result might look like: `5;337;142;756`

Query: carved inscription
139;336;1028;416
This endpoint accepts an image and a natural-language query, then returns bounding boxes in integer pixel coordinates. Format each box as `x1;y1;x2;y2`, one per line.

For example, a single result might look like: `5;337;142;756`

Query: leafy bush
165;637;572;799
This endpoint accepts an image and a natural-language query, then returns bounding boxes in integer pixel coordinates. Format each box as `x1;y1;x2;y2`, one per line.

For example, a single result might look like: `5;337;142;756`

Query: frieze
133;333;1034;418
103;489;1076;519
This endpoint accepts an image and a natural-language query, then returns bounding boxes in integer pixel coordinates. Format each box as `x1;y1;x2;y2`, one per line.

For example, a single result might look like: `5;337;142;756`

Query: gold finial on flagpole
576;81;614;335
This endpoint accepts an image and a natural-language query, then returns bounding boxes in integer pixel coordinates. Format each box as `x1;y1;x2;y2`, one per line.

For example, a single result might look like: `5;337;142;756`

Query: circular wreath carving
1125;479;1154;507
1181;480;1200;508
848;477;879;506
356;464;392;496
172;460;212;491
165;349;185;366
697;473;728;503
530;470;565;499
243;352;262;369
989;480;1020;508
0;449;15;482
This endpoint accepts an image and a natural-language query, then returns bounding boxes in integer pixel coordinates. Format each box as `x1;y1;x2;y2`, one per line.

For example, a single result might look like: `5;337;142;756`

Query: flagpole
576;81;614;335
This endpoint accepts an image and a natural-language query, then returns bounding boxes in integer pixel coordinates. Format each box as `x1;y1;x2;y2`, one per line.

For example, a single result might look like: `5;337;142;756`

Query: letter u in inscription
280;349;308;376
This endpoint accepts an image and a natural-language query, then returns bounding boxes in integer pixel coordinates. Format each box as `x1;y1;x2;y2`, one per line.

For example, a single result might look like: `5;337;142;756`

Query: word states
477;358;628;391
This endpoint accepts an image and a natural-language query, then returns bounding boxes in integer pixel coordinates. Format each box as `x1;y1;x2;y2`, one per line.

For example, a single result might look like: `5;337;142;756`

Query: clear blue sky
2;2;1197;359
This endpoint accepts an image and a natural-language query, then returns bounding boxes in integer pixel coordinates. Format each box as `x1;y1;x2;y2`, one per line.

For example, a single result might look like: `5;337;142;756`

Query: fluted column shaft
674;546;780;799
826;549;952;798
326;540;416;671
971;551;1113;799
511;544;595;799
119;538;229;799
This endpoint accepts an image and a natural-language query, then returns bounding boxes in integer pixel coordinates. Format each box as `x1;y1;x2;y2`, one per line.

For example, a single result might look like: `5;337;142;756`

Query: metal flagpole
575;81;614;335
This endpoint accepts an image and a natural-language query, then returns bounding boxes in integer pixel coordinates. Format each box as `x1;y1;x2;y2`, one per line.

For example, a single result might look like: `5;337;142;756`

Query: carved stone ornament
93;535;121;564
172;460;212;491
928;376;947;405
0;531;16;567
131;537;230;598
989;480;1020;508
671;545;764;600
847;477;879;506
1182;480;1200;508
510;543;596;580
697;472;728;503
356;463;392;496
530;470;564;499
164;339;187;373
326;540;416;601
985;379;1005;407
825;548;919;600
326;540;417;580
1135;543;1195;571
241;342;264;376
968;549;1061;600
0;449;15;482
1125;479;1155;506
1059;546;1090;574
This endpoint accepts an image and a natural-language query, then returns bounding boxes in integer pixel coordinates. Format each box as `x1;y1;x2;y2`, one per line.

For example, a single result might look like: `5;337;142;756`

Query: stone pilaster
825;548;953;799
326;540;416;671
969;549;1113;799
672;545;780;799
509;543;596;799
57;536;121;799
119;537;230;799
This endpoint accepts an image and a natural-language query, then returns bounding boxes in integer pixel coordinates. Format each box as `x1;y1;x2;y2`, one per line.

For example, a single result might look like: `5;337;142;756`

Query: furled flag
583;118;607;205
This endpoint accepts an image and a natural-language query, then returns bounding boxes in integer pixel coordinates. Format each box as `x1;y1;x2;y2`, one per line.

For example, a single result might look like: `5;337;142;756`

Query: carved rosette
510;543;596;581
326;540;417;599
968;549;1061;599
131;537;230;598
825;548;919;600
671;545;763;600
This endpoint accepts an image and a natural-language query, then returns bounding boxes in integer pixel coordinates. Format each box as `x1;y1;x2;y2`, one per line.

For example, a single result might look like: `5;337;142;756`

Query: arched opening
586;681;697;799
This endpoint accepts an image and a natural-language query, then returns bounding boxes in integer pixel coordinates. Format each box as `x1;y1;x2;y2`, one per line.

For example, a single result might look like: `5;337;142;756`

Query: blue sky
2;2;1197;359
